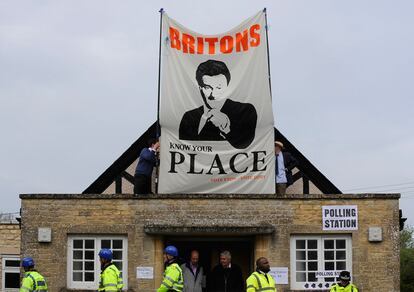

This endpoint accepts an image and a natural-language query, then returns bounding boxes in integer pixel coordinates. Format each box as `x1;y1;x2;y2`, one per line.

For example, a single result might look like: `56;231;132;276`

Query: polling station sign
322;205;358;231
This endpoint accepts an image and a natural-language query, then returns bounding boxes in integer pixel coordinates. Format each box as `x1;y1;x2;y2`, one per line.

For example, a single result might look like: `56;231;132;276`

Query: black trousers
134;174;152;194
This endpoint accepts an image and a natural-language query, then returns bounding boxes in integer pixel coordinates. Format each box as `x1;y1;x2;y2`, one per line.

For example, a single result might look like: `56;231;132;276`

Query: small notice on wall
136;267;154;279
269;267;288;284
322;205;358;231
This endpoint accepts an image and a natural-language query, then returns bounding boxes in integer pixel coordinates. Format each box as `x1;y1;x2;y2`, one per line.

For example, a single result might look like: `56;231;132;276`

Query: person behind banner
134;138;160;194
274;141;298;195
179;60;257;149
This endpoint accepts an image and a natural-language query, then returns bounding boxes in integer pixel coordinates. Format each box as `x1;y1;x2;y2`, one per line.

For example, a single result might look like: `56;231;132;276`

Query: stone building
0;216;21;292
19;124;401;291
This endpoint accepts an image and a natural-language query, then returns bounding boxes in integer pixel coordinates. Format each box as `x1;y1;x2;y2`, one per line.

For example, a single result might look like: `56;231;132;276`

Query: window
2;256;20;292
67;236;128;290
290;235;352;290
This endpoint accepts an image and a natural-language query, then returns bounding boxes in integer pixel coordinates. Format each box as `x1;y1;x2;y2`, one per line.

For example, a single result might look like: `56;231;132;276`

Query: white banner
322;205;358;230
158;11;275;193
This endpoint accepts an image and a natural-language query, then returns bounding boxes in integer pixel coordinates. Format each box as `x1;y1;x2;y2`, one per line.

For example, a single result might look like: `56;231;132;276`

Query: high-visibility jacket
157;262;184;292
99;263;123;291
246;271;277;292
330;283;358;292
20;270;48;292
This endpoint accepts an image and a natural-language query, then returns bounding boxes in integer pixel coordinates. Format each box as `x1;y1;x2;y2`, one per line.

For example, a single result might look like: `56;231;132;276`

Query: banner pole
155;8;164;194
263;8;273;99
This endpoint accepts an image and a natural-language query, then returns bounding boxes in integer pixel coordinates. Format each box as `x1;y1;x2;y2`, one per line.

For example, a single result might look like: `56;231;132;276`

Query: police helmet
22;257;35;268
339;270;351;281
164;245;178;257
98;249;113;261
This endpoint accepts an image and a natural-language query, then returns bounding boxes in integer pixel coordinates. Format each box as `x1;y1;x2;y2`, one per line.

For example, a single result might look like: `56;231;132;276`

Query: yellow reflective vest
99;263;123;291
20;270;48;292
330;283;358;292
157;262;184;292
246;271;277;292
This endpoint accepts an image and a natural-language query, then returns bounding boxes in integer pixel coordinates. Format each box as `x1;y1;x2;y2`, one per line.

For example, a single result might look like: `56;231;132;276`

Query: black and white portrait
179;59;257;149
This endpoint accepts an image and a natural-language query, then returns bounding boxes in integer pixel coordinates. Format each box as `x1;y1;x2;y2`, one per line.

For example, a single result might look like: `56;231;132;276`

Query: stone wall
20;193;400;292
0;223;21;288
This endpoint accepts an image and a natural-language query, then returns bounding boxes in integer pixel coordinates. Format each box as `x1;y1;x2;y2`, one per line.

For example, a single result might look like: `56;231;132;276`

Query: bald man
181;250;205;292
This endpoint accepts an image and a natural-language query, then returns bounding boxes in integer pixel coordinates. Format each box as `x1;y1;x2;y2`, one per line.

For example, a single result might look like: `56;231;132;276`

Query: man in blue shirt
275;141;298;195
134;138;160;194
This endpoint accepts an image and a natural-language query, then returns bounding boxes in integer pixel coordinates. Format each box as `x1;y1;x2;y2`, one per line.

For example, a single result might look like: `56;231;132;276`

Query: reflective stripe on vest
252;273;276;292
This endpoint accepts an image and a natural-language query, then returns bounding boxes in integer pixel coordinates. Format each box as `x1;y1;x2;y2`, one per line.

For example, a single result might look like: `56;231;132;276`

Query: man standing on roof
275;141;298;195
134;138;160;194
157;245;184;292
98;249;123;291
20;257;48;292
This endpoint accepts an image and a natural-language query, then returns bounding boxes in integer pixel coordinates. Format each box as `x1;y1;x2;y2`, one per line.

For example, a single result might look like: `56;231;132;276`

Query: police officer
330;271;358;292
20;257;48;292
157;245;184;292
246;257;277;292
98;249;123;291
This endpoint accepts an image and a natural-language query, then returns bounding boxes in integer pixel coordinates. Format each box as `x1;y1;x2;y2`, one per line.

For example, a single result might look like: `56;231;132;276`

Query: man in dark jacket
275;141;298;195
208;251;243;292
134;138;159;194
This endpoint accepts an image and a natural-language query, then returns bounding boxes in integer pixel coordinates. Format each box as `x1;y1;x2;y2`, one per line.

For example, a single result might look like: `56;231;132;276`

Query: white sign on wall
315;271;340;278
322;205;358;231
269;267;289;284
136;267;154;279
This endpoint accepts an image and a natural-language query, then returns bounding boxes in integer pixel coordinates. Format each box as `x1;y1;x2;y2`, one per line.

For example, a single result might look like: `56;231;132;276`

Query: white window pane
308;261;318;271
113;240;123;249
296;240;305;249
296;251;306;260
308;272;317;282
113;250;122;260
324;251;334;260
324;261;334;270
85;240;94;249
336;261;346;270
336;251;346;260
324;240;334;249
5;260;20;267
73;250;83;259
85;261;94;270
307;240;317;249
73;272;83;281
296;272;306;282
308;251;317;260
5;272;20;288
102;240;111;248
85;250;94;260
74;240;83;249
296;261;306;271
336;239;346;249
85;272;94;282
73;261;83;270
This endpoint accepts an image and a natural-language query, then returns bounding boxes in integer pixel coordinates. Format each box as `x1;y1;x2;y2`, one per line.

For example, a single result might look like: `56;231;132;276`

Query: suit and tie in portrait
179;60;257;149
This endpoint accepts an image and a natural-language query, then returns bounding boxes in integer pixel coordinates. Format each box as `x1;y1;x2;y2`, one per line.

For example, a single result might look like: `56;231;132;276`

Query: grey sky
1;1;413;225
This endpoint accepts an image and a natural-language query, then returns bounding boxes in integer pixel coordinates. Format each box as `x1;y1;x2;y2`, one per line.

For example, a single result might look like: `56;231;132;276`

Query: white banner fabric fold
158;11;275;194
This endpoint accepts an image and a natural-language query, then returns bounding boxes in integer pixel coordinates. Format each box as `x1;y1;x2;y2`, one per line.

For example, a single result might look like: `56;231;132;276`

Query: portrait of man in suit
179;59;257;149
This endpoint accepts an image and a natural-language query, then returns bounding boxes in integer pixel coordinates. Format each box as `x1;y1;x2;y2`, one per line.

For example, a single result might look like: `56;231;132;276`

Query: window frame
290;234;352;290
67;235;128;290
2;255;21;292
